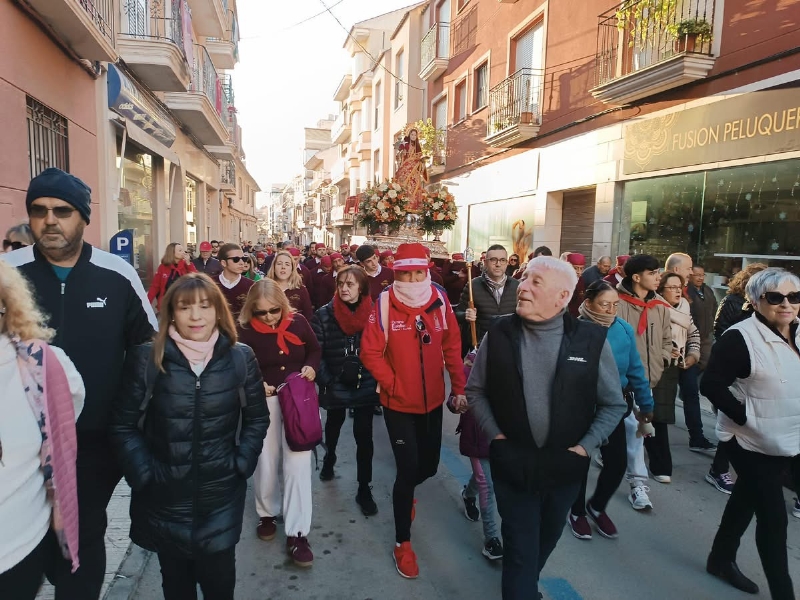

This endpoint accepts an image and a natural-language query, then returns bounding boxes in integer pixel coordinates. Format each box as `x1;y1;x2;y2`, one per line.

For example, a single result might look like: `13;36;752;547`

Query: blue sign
110;230;134;266
107;65;177;148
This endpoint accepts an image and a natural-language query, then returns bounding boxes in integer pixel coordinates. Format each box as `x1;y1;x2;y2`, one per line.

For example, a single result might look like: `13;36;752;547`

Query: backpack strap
137;353;158;432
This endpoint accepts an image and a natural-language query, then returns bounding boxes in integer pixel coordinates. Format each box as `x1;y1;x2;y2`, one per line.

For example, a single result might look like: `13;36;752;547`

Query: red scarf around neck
250;313;304;354
619;294;670;335
332;294;374;336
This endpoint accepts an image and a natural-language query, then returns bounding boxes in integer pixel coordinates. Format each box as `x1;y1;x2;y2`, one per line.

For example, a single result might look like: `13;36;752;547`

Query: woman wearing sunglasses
238;279;321;567
242;253;263;282
147;243;197;311
310;266;379;515
701;267;800;598
2;223;34;253
266;250;313;322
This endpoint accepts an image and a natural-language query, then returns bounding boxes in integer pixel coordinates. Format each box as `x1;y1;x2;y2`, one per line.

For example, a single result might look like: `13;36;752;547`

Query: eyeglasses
223;256;246;263
2;240;26;251
29;205;76;219
661;286;683;292
415;319;431;345
761;291;800;305
253;307;282;317
486;258;508;265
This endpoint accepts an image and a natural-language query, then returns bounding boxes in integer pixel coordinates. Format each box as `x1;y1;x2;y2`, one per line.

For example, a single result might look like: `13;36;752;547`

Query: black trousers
324;406;375;485
383;405;443;543
572;417;627;515
46;436;122;600
0;531;50;600
158;547;236;600
710;439;795;600
643;422;672;477
712;436;731;473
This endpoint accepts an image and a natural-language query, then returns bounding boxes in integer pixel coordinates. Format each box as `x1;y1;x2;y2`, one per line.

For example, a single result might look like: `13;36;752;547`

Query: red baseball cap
394;243;431;271
199;241;212;252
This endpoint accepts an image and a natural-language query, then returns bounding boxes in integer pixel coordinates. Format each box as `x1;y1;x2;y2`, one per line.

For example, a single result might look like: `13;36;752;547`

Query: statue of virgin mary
394;128;428;213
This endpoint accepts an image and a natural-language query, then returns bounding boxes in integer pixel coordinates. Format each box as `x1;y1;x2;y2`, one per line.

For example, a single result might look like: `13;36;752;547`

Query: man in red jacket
360;243;467;580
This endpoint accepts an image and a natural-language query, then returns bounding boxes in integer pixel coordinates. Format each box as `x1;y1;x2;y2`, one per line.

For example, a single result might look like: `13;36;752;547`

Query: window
455;80;467;122
374;82;381;130
434;97;448;129
474;62;488;110
394;51;405;109
26;96;69;177
185;177;197;245
373;149;381;183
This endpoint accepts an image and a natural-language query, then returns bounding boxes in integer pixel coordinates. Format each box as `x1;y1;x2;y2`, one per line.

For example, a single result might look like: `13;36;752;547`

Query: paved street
124;404;800;600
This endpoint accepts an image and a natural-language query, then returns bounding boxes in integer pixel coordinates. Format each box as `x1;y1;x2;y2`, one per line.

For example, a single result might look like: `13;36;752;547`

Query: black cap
355;244;376;263
26;168;92;224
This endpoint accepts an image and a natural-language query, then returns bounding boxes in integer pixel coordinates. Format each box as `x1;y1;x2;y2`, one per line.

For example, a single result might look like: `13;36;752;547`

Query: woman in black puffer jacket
311;266;380;516
111;274;268;600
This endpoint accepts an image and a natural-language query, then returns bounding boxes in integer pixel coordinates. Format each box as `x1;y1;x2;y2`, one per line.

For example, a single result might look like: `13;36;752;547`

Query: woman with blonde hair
147;242;196;310
0;261;84;599
111;273;268;599
267;250;313;321
238;279;321;567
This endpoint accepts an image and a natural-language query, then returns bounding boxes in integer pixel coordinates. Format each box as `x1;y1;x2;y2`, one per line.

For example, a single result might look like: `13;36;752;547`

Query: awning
116;117;181;166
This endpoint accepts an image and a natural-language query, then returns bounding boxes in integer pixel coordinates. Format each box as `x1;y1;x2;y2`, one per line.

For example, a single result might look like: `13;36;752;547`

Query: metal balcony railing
207;9;240;53
221;160;236;185
421;22;450;68
191;45;223;115
120;0;186;57
79;0;115;44
596;0;716;86
487;68;544;137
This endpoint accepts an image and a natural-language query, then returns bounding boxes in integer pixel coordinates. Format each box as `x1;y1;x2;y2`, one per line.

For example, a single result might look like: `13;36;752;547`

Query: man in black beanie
2;168;157;599
357;243;394;300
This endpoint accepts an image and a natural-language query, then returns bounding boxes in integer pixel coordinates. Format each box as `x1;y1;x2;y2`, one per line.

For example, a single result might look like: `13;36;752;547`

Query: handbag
277;372;323;452
338;337;363;388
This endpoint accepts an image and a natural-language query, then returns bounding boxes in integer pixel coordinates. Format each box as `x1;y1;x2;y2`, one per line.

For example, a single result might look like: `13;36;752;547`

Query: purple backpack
277;372;323;452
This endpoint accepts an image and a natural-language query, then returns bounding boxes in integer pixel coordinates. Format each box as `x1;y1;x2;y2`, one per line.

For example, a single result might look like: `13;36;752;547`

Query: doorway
560;189;596;260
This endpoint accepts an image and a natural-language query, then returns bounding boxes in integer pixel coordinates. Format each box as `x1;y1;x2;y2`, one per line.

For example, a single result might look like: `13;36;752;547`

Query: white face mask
393;273;433;308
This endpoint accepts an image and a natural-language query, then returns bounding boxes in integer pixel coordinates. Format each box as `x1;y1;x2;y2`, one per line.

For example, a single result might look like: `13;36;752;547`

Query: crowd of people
0;168;798;600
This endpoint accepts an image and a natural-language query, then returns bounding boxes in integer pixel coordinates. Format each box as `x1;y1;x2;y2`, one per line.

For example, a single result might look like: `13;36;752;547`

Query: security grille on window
26;96;69;178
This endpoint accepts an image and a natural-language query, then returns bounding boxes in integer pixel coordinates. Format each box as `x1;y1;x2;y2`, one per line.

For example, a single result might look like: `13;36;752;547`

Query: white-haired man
466;256;626;600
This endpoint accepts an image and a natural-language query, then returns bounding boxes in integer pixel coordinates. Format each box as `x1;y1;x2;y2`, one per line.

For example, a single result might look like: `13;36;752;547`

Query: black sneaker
706;555;759;594
461;486;480;522
373;406;383;416
319;455;335;481
356;485;378;516
689;437;717;453
482;537;503;560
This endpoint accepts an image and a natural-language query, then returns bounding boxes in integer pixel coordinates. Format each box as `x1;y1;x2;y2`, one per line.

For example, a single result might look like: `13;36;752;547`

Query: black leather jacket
714;293;751;339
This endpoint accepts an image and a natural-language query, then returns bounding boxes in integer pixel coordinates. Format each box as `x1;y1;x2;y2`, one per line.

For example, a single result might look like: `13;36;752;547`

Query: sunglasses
761;291;800;305
29;205;77;219
223;256;246;263
2;240;26;251
253;307;282;317
415;319;431;345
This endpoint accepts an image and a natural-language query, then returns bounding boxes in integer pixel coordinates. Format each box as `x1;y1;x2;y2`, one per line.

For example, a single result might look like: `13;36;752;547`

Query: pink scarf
15;338;80;573
392;273;433;308
168;326;219;368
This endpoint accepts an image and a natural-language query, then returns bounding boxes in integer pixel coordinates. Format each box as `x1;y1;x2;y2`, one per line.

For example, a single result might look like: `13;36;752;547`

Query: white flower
392;183;401;191
433;201;442;209
371;194;379;201
380;184;389;192
394;206;402;214
381;211;389;219
388;190;398;199
376;201;386;210
436;213;445;221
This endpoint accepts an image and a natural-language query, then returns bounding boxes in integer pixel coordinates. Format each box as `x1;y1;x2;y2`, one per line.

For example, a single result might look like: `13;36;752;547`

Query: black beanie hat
26;168;92;224
355;244;376;263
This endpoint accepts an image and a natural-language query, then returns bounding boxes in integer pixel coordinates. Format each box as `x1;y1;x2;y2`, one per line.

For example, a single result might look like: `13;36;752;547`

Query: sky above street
234;0;418;205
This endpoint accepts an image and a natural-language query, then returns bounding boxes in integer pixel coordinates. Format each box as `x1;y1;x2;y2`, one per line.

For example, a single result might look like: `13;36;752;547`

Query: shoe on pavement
586;503;618;539
319;454;336;481
256;517;276;541
356;485;378;516
705;470;734;495
629;485;653;510
706;555;759;594
593;454;604;469
653;474;672;484
482;537;504;560
689;437;717;453
287;534;313;567
792;498;800;518
567;512;592;540
393;542;419;579
462;486;480;522
374;405;383;416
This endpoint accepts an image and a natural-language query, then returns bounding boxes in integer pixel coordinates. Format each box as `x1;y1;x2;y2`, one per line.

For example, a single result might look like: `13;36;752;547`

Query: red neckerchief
332;294;374;336
249;313;304;354
619;293;670;335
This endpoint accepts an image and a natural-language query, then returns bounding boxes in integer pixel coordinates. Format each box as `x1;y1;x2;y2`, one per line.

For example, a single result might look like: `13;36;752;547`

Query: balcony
591;0;717;105
25;0;116;61
331;159;349;186
311;170;331;190
333;74;352;102
186;0;227;38
205;9;239;70
206;75;238;156
485;69;543;148
330;204;355;227
356;130;371;157
331;112;351;145
419;23;450;81
164;45;229;146
220;160;236;195
118;0;191;92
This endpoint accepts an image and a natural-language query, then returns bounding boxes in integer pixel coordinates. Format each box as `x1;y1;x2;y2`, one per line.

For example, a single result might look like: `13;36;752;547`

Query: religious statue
394;128;429;213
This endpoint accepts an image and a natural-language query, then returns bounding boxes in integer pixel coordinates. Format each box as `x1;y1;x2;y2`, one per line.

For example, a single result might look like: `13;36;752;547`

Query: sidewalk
36;481;132;600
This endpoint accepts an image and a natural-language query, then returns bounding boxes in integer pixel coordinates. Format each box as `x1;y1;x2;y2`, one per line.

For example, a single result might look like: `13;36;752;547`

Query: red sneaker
256;517;276;541
393;542;419;579
287;534;313;567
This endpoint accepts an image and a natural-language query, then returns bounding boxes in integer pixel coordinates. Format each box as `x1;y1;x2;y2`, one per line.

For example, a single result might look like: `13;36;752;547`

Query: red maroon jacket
147;261;197;309
360;286;466;415
366;266;394;301
312;270;336;309
285;285;314;322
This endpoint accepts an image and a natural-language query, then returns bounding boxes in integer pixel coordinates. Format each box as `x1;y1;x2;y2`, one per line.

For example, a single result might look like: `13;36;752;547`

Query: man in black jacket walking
192;240;223;277
2;168;157;599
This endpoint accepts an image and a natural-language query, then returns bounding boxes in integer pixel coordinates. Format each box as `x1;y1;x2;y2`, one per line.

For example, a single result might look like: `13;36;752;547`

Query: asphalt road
131;406;800;599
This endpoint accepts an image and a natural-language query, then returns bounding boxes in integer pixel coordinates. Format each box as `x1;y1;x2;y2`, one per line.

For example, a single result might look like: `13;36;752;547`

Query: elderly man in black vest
466;256;626;600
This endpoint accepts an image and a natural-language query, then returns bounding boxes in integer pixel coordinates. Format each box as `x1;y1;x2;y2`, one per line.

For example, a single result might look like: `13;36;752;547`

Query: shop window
26;96;69;177
185;177;197;245
118;142;155;287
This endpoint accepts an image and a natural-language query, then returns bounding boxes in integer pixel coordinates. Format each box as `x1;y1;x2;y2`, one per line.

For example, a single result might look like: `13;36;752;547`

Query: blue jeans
679;365;705;442
494;478;580;600
464;458;500;542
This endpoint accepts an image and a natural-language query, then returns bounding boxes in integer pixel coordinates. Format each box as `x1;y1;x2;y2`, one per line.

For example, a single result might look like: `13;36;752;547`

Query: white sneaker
653;475;672;484
629;485;653;510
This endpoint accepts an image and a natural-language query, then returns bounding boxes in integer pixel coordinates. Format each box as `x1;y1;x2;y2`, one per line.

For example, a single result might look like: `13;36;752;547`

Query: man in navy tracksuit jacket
2;168;157;598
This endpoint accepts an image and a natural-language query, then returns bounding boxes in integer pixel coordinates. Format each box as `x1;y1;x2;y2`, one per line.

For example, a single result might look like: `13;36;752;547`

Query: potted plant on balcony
667;18;712;53
615;0;678;47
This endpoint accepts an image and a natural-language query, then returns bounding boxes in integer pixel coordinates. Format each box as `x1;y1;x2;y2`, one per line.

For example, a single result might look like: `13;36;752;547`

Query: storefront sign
110;229;134;266
107;65;177;148
623;87;800;175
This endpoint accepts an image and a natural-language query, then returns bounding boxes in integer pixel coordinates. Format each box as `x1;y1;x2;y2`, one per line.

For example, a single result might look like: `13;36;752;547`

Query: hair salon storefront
616;86;800;291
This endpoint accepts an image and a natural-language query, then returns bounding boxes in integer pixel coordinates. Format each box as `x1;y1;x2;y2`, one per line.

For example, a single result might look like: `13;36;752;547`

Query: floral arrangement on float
419;186;458;240
357;179;409;234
